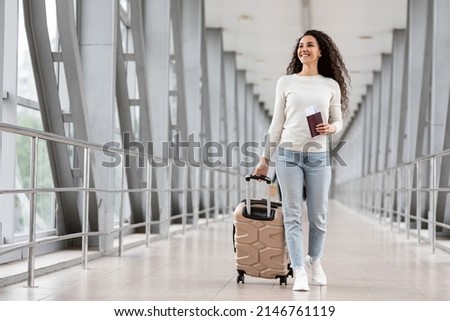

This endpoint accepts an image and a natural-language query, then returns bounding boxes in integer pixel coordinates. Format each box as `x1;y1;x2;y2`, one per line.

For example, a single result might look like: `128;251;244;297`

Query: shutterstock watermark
101;132;348;169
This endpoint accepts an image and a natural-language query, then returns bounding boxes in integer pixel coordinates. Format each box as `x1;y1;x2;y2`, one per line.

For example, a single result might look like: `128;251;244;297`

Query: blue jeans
276;148;331;270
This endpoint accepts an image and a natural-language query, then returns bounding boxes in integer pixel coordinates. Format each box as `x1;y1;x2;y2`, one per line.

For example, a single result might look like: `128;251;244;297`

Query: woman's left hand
316;123;336;135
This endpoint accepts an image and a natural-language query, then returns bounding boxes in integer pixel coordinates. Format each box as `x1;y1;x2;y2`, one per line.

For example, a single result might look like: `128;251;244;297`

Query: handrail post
182;165;188;234
201;167;211;226
429;157;437;254
362;177;367;213
165;161;173;238
370;175;374;216
405;164;412;239
416;161;422;245
396;167;401;232
194;165;201;227
213;170;220;222
389;170;394;230
203;167;211;219
145;161;152;247
119;153;126;256
376;174;381;222
26;137;39;288
81;147;91;269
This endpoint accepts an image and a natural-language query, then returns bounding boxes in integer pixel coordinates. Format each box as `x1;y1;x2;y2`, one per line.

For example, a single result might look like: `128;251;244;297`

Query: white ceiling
204;0;408;133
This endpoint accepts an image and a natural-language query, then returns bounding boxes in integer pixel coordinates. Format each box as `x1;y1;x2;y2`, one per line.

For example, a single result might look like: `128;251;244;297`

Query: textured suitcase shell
233;199;291;281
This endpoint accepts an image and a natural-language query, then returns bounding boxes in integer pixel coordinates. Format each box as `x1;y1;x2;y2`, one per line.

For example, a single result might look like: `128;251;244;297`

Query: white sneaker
292;268;310;291
305;255;327;286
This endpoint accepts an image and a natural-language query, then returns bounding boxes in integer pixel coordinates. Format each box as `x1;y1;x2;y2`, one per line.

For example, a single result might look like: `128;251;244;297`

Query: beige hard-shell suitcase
233;175;293;285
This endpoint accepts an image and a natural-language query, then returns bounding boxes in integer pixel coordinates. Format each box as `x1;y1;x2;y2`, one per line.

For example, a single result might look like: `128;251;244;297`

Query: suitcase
233;174;293;285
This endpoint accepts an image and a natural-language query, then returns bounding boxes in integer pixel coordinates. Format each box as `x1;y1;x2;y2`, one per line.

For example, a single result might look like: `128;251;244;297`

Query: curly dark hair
286;30;350;115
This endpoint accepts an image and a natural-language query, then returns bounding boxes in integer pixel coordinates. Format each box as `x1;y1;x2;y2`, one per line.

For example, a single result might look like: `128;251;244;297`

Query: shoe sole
310;280;327;286
292;287;310;291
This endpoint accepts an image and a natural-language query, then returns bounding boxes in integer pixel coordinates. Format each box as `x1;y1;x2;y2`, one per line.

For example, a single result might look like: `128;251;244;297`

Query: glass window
120;0;129;14
17;1;38;101
45;0;59;53
15;106;56;236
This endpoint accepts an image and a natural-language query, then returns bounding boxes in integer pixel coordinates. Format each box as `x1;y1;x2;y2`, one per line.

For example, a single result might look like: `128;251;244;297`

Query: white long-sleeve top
262;74;343;159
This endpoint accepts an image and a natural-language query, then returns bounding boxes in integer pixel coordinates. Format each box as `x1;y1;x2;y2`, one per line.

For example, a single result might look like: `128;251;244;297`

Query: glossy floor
0;200;449;301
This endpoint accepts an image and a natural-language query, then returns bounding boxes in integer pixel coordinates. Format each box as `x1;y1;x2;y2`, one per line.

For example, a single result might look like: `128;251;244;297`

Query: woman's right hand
253;157;270;177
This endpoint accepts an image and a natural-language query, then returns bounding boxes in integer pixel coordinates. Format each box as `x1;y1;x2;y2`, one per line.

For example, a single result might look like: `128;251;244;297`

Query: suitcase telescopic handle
245;175;272;218
245;174;271;184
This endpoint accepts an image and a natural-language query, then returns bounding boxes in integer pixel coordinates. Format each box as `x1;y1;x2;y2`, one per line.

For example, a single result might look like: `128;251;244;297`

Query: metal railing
335;149;450;254
0;122;241;287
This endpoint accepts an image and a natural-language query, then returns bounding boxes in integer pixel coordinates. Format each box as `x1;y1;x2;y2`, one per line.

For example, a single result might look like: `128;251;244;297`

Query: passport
305;105;323;137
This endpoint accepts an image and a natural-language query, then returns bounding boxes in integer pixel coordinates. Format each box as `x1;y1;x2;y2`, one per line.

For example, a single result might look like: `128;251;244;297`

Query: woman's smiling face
297;35;321;65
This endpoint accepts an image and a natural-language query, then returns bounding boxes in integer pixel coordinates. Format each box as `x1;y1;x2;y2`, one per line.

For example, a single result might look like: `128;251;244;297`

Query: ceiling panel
204;0;408;133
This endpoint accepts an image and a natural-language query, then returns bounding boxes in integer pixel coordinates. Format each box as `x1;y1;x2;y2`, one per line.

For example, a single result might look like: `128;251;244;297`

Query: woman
253;30;349;291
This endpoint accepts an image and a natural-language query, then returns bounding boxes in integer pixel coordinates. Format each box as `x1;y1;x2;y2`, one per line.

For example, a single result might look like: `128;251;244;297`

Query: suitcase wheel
279;275;288;285
237;270;245;284
288;265;294;278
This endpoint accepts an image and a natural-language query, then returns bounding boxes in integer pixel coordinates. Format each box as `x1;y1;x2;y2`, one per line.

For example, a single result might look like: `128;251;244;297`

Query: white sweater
262;74;343;159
